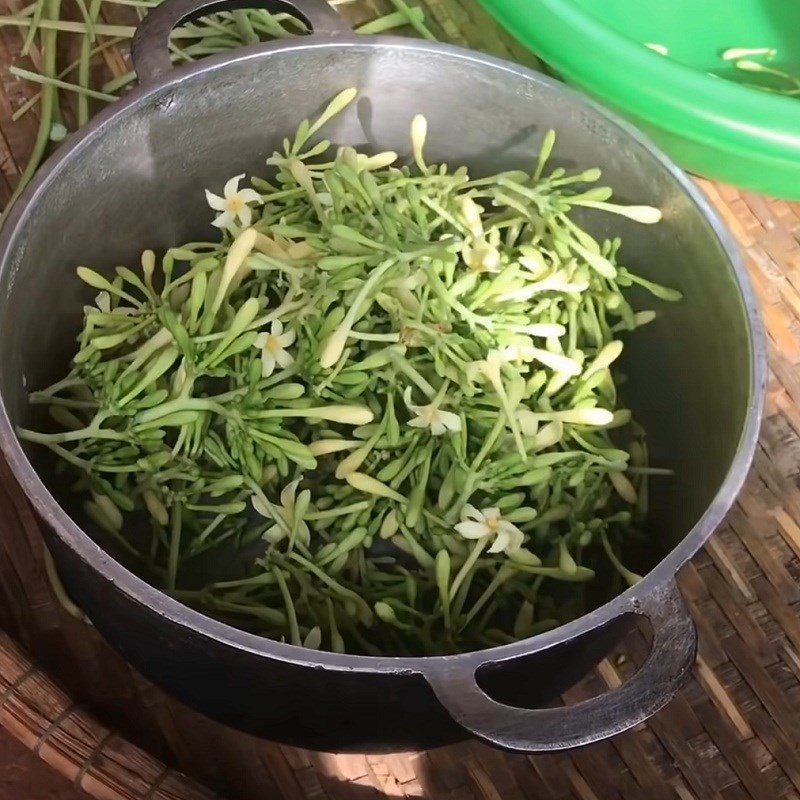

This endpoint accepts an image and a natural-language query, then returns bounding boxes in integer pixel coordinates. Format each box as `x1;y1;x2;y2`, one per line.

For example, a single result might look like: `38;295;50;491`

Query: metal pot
0;0;765;753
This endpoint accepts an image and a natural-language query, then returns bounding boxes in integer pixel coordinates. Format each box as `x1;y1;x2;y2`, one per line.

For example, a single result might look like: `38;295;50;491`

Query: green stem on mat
2;0;61;224
78;0;103;124
101;0;159;5
12;36;125;121
10;65;117;103
102;69;137;94
13;3;37;16
20;0;43;54
73;0;94;40
43;547;84;620
0;16;135;36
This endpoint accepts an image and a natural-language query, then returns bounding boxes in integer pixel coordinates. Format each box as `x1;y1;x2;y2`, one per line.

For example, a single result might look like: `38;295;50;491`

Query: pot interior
0;40;756;616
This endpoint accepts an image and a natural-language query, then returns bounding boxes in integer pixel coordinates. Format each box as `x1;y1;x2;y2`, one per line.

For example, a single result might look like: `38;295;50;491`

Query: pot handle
131;0;351;86
422;579;696;752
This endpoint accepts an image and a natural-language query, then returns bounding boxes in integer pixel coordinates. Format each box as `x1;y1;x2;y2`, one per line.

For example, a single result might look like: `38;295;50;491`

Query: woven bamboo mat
1;2;800;799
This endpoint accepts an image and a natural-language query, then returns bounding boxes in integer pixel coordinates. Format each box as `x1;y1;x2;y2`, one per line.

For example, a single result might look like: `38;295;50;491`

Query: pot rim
0;34;766;674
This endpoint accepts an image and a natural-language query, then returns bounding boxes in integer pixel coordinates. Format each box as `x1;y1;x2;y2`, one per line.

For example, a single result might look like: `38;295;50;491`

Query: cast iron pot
0;0;765;753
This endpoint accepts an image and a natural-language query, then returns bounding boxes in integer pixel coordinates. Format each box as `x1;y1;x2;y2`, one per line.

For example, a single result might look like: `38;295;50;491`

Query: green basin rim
484;0;800;163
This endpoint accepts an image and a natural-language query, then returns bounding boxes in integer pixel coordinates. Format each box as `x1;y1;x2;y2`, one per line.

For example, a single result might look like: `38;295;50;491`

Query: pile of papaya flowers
20;88;681;655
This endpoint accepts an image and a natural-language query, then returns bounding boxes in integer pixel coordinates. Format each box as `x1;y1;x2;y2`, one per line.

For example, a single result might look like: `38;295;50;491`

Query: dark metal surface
0;0;765;753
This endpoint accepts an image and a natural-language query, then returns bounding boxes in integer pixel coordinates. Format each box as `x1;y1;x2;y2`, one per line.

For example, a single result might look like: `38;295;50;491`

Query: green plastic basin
478;0;800;198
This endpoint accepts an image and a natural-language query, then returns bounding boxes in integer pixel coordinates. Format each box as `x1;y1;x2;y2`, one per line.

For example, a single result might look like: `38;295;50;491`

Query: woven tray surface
1;2;800;799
